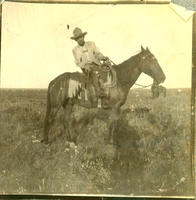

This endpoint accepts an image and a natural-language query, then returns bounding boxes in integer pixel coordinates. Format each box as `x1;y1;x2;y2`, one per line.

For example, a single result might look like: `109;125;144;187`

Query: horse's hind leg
42;108;55;144
62;100;74;142
42;101;51;144
42;104;61;144
164;88;166;97
43;114;50;144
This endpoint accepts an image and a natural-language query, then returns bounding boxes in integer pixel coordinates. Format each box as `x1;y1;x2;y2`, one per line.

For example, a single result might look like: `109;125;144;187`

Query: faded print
0;2;194;197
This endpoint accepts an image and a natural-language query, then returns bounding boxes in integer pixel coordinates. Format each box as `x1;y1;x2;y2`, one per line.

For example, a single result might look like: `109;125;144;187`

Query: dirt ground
0;88;194;196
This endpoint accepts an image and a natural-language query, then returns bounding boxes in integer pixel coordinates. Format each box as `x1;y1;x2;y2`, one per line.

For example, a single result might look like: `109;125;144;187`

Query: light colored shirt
72;41;105;69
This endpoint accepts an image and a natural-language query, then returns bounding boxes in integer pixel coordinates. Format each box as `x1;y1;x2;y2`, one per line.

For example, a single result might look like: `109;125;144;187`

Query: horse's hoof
41;139;49;145
104;137;110;142
102;105;110;109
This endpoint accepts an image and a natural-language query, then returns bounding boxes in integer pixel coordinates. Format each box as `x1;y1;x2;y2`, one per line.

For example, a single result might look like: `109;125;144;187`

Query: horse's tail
46;82;52;118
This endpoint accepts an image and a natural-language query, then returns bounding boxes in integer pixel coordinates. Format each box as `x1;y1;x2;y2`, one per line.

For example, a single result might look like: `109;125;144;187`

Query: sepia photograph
0;1;194;197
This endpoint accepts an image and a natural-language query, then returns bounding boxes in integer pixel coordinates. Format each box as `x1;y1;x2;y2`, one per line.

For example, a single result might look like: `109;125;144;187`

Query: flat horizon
0;87;191;90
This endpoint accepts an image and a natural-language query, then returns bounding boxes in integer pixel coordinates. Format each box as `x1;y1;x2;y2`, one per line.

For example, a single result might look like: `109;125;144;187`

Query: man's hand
102;56;109;61
84;64;93;71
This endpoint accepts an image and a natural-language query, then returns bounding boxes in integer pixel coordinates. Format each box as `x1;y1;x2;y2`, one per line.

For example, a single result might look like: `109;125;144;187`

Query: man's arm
91;42;107;61
72;48;84;68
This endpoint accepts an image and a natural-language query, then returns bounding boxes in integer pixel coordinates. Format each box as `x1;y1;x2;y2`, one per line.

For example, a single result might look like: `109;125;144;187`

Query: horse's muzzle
156;71;166;84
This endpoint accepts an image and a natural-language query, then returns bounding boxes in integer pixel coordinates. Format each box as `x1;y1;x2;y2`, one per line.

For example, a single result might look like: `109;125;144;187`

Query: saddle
89;62;117;89
67;63;117;108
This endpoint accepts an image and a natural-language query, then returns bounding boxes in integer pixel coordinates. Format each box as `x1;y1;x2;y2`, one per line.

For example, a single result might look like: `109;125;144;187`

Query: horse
42;46;166;144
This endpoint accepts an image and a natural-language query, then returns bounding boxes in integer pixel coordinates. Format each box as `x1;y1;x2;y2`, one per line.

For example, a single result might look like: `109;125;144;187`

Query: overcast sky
0;2;193;88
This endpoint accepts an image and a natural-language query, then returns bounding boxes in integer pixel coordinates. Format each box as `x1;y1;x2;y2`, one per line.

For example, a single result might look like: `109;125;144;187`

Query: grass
0;88;193;196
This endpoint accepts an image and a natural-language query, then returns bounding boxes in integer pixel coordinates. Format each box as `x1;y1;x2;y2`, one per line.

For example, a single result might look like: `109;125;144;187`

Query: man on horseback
71;27;111;109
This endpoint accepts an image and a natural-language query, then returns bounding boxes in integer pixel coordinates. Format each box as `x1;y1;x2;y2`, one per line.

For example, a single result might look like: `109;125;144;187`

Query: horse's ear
141;46;145;51
146;47;150;52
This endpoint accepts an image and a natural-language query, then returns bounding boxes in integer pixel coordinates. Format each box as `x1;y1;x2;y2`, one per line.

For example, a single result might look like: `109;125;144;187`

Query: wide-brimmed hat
70;27;87;40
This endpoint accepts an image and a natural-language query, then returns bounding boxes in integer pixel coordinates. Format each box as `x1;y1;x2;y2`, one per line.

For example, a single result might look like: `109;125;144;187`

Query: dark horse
42;46;166;144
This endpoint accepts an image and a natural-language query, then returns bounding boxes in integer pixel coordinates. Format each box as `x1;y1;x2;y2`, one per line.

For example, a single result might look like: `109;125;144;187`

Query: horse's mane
111;50;145;87
114;51;143;70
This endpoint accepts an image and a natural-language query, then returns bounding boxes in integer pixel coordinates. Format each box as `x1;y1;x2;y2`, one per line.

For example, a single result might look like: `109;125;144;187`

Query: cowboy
71;27;110;108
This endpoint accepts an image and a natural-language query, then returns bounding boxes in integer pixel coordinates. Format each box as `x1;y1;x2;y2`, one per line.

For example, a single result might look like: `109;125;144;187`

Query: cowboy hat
70;27;87;40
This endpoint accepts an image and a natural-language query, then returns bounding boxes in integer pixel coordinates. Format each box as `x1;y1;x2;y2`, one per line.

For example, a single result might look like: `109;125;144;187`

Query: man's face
76;36;85;46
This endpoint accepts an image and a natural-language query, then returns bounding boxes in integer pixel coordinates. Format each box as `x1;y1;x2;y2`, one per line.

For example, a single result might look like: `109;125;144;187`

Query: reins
134;83;152;88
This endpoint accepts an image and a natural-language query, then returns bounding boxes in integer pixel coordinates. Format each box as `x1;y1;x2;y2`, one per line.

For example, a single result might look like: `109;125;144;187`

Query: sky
0;2;193;88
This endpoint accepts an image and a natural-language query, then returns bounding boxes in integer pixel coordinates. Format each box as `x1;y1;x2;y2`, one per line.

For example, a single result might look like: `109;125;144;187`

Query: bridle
108;53;155;89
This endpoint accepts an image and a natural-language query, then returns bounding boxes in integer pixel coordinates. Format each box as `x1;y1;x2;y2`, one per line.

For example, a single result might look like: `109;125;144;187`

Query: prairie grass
0;88;193;196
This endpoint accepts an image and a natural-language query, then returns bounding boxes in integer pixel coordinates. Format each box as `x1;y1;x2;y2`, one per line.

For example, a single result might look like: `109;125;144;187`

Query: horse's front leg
114;90;128;114
108;118;119;145
108;96;127;144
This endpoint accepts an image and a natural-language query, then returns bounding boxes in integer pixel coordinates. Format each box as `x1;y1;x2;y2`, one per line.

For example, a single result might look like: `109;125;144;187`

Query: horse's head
140;46;166;84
